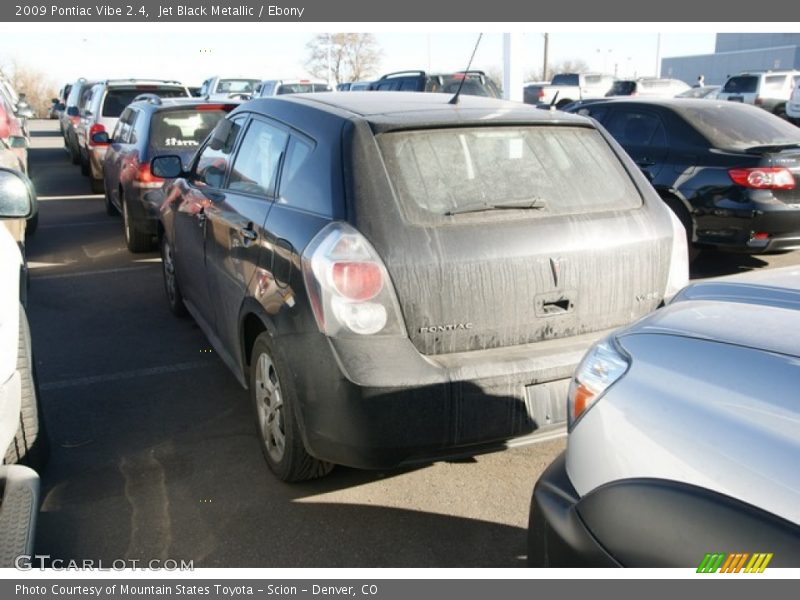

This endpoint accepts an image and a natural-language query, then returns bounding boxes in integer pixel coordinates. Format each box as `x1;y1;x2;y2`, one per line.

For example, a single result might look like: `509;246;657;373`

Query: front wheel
250;332;333;482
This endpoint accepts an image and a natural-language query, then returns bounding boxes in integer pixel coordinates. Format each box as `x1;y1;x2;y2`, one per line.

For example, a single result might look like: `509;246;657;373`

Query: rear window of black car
379;125;641;222
551;74;579;86
149;108;229;151
677;103;800;150
609;81;636;95
102;87;188;117
276;83;332;94
722;76;758;94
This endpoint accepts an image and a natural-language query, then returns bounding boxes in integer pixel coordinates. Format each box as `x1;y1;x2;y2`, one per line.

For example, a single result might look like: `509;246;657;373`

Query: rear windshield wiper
745;142;800;154
445;198;546;216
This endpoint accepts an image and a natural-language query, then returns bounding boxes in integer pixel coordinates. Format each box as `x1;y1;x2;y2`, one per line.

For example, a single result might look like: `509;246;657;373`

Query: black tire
79;151;90;176
160;236;188;317
104;187;118;216
773;104;787;120
250;332;333;482
90;176;104;194
25;213;38;236
663;196;701;263
4;307;49;472
122;195;153;253
69;138;80;165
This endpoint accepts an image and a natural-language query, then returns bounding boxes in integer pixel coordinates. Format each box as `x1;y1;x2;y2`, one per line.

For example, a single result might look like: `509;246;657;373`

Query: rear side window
723;76;758;94
677;103;800;150
227;119;288;197
149;108;228;151
609;81;636;95
551;74;579;86
605;110;667;147
276;136;322;213
378;126;641;221
763;75;787;91
101;87;188;117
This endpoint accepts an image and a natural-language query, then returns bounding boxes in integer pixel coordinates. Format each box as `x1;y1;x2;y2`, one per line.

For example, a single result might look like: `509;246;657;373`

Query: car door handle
240;226;258;241
636;159;656;167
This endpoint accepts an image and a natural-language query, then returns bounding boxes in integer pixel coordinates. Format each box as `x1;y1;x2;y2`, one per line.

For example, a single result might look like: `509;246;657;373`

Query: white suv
718;70;800;118
0;167;43;564
787;79;800;124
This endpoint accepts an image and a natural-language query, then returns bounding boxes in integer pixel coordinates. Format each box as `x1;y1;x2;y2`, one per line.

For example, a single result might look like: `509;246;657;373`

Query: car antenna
449;33;483;105
549;91;560;111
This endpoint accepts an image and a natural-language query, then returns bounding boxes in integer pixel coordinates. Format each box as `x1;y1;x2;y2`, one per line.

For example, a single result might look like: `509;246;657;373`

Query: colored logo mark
697;552;773;573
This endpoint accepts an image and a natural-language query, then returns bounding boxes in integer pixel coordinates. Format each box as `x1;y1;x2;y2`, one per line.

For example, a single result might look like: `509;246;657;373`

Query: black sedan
567;98;800;259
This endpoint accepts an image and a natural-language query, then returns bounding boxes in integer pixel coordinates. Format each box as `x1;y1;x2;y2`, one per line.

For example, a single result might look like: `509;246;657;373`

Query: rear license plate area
525;379;570;429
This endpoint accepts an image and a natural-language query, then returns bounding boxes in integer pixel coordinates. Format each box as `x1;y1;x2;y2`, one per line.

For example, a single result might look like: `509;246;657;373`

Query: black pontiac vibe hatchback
152;92;687;481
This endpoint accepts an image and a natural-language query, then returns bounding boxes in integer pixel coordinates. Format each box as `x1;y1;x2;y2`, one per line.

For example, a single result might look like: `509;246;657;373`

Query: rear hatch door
362;123;672;356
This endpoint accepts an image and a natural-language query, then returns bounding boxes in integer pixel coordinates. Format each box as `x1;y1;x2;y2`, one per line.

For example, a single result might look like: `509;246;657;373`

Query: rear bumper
88;147;107;180
281;329;612;469
695;198;800;252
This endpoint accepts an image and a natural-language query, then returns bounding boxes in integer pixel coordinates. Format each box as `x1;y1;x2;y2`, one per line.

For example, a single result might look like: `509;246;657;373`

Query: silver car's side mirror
8;136;28;149
151;155;184;179
0;168;35;219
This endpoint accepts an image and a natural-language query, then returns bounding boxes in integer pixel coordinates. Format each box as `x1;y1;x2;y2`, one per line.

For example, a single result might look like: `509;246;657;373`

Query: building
661;33;800;86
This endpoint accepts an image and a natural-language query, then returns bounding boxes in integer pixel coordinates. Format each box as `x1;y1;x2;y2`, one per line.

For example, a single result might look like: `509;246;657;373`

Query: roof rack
103;78;184;85
132;93;163;105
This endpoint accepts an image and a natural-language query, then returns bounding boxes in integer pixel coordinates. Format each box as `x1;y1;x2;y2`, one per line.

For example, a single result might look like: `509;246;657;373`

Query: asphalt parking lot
24;119;800;568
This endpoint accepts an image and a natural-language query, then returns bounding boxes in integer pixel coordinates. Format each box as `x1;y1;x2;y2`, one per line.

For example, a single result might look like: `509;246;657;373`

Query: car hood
619;266;800;359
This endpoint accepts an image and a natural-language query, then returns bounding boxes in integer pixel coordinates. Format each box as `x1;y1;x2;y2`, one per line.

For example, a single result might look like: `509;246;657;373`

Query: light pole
326;33;333;87
543;33;549;82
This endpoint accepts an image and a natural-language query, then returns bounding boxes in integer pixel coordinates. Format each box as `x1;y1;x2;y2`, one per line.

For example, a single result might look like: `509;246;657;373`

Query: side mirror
0;168;35;219
51;98;60;104
151;155;184;179
8;136;28;149
67;106;79;117
91;131;110;145
56;103;66;111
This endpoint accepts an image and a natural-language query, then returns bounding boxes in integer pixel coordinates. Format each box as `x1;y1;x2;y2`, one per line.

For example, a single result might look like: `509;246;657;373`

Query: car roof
241;91;591;131
620;266;800;359
129;98;240;112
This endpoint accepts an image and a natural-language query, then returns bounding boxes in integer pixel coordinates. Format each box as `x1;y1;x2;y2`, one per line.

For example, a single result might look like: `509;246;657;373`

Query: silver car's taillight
567;338;631;430
302;222;406;338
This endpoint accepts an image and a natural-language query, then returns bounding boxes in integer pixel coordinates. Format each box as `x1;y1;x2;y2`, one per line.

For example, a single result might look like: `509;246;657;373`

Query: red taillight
729;167;796;190
70;115;80;126
752;232;769;240
133;163;164;188
89;123;108;146
755;97;763;106
331;261;383;301
537;89;546;99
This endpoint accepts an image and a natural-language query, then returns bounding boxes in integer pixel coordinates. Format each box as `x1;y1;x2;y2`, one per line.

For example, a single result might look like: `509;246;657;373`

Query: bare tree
525;58;592;82
305;33;382;84
1;58;58;117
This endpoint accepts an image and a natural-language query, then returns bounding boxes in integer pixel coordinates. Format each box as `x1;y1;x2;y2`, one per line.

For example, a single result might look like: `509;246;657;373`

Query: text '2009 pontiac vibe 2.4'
152;92;688;482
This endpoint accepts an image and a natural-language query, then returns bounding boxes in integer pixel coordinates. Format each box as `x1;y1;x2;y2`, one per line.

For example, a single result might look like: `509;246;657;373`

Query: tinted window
378;126;641;221
605;110;667;146
216;79;260;94
723;76;758;94
576;105;609;122
101;87;188;117
277;136;321;213
194;118;242;188
276;83;331;94
763;75;787;91
551;74;580;86
609;81;636;96
376;81;398;91
677;103;800;150
228;119;288;197
149;108;228;151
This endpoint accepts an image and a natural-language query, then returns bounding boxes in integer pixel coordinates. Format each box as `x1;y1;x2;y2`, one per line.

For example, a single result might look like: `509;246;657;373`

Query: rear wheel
79;150;90;176
104;187;118;216
90;176;104;194
160;236;187;317
250;332;333;482
69;137;80;165
663;196;700;262
773;104;787;120
122;194;153;253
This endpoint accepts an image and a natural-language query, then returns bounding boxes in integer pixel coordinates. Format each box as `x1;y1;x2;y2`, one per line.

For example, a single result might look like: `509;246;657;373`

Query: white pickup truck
0;167;44;566
523;73;616;108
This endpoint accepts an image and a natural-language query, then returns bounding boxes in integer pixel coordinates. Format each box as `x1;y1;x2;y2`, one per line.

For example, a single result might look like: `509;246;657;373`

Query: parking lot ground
24;120;800;567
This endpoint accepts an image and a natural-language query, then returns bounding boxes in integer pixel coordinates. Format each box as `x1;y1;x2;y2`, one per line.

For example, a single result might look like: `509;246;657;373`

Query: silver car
528;266;800;567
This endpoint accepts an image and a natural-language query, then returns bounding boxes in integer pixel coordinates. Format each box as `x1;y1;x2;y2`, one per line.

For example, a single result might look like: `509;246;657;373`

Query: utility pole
543;33;550;82
655;33;662;78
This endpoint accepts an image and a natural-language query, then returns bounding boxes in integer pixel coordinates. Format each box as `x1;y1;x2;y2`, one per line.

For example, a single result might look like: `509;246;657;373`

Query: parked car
786;79;800;124
337;81;373;92
606;77;691;98
102;97;238;252
152;92;688;482
257;79;332;96
199;76;261;100
567;98;800;259
718;70;800;118
61;78;94;165
0;168;45;565
528;267;800;567
370;70;501;98
676;85;721;99
75;79;190;193
524;73;616;108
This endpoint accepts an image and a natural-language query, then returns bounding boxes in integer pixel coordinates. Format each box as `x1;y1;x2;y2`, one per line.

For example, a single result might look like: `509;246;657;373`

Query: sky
0;27;717;88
